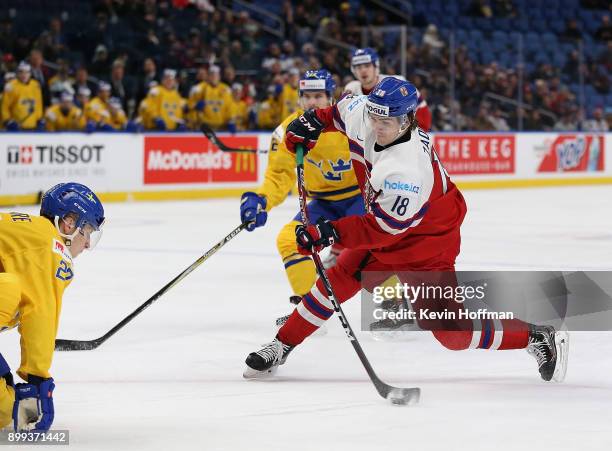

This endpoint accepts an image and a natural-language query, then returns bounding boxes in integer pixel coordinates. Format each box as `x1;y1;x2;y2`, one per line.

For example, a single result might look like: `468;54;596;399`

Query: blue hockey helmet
365;77;418;118
41;182;105;246
350;48;380;68
298;69;336;97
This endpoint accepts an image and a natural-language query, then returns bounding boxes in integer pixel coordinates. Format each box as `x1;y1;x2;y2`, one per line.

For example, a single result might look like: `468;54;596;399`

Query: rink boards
0;131;610;205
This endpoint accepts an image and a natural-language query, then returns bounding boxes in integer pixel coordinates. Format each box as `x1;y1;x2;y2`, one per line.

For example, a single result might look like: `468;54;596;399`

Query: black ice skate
243;337;294;379
527;325;569;382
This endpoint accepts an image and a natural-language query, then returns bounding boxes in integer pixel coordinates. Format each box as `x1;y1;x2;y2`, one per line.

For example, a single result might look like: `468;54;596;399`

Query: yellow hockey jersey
1;79;43;129
84;97;111;124
137;95;157;129
201;82;232;129
280;84;299;119
187;81;208;128
229;98;249;130
0;212;74;380
149;85;186;130
45;104;85;131
257;96;282;130
257;110;360;209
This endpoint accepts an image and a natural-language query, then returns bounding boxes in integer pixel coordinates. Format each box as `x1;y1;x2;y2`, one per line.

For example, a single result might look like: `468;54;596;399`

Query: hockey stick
201;123;267;153
55;221;251;351
295;144;420;405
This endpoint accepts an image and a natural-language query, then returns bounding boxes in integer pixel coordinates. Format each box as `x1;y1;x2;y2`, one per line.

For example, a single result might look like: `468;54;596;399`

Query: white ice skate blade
243;365;279;379
552;330;569;383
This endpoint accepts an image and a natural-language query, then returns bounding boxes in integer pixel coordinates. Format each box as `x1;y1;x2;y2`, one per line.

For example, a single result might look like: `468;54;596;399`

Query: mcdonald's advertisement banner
143;135;258;184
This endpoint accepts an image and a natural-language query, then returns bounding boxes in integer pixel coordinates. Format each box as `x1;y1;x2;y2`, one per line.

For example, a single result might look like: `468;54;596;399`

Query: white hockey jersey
311;94;466;268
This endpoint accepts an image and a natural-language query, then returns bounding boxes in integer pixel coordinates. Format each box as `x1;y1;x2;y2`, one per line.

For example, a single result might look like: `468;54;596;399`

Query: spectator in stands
468;0;494;18
599;41;612;73
48;59;74;103
0;19;16;56
110;59;136;112
28;49;50;105
90;45;111;79
45;92;84;131
473;104;495;130
524;109;544;131
493;0;517;17
489;107;511;131
594;15;612;41
73;67;97;99
1;61;44;131
137;58;158;103
563;50;581;83
553;108;579;131
47;17;67;57
422;24;445;54
588;62;610;94
561;19;582;41
582;107;609;131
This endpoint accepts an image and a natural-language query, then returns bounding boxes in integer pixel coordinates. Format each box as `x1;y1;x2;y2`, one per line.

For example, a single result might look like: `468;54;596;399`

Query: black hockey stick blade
55;222;250;351
54;338;103;351
201;123;266;153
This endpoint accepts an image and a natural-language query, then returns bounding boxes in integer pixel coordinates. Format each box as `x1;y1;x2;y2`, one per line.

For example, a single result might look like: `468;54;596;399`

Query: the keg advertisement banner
360;271;612;332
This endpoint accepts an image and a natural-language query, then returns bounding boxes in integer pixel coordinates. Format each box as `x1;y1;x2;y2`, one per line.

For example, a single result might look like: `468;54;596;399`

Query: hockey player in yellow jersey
187;66;209;129
104;97;128;130
1;62;43;131
228;83;250;131
280;68;300;119
240;70;364;310
0;182;105;431
257;84;283;130
150;69;187;131
84;81;112;130
195;65;232;130
44;92;85;131
137;80;159;130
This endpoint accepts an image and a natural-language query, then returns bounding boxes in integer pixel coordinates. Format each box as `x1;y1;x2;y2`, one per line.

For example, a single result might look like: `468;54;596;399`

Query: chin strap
53;216;78;242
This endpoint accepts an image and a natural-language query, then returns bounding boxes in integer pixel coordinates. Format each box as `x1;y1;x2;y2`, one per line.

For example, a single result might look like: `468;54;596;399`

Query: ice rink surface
2;185;612;450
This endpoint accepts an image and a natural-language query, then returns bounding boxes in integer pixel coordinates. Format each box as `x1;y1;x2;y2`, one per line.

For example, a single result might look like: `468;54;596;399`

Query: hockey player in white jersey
243;77;569;383
344;47;432;131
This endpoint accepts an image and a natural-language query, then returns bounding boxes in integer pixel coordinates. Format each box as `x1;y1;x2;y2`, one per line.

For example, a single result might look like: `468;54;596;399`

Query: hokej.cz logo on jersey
384;179;420;194
366;101;389;117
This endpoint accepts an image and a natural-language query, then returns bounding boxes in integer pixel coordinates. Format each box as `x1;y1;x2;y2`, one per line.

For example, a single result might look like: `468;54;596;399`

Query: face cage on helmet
54;215;105;250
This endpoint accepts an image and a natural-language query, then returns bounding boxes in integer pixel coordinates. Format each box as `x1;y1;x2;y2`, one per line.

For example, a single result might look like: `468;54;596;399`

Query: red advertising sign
144;135;258;184
433;135;515;175
537;134;604;172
